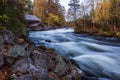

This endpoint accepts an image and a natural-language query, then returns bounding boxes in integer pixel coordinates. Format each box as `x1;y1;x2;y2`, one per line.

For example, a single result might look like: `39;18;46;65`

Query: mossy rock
0;26;6;30
38;45;46;50
47;48;55;51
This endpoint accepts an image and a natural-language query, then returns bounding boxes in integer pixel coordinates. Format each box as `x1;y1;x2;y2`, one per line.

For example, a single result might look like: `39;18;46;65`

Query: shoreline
28;25;67;31
29;26;120;39
74;31;120;39
0;30;85;80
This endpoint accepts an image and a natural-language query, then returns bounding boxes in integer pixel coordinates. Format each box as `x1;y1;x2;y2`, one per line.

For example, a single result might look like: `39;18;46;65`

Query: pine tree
68;0;80;21
0;0;7;27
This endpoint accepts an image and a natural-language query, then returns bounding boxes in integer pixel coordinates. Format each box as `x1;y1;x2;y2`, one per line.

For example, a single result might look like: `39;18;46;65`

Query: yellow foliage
48;13;59;25
33;0;46;22
94;0;110;22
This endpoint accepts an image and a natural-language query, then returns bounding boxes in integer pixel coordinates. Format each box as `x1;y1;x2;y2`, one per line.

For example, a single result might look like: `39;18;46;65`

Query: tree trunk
73;0;77;26
91;0;95;30
113;18;117;31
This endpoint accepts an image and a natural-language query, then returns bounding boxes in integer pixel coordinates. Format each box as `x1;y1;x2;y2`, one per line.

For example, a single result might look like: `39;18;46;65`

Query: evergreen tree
68;0;80;21
0;0;7;27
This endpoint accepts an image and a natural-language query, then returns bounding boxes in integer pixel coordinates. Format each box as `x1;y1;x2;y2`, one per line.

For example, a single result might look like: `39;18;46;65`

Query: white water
29;28;120;80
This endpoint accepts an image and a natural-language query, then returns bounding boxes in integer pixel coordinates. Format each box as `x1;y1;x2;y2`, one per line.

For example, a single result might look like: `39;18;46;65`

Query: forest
0;0;66;33
33;0;66;27
68;0;120;37
1;0;120;37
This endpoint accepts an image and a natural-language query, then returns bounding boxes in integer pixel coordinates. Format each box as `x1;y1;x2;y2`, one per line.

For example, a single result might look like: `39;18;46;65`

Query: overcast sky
31;0;83;11
59;0;70;10
60;0;83;10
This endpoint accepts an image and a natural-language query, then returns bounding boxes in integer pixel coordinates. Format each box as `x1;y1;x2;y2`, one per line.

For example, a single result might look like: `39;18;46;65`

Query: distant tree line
68;0;120;36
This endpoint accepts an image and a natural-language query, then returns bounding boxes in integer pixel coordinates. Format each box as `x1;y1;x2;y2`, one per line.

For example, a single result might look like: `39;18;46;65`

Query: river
28;28;120;80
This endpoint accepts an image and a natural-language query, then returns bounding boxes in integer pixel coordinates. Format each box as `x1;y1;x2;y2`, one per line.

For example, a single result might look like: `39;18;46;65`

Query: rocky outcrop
10;58;50;80
7;45;30;65
0;30;84;80
9;48;84;80
54;55;84;80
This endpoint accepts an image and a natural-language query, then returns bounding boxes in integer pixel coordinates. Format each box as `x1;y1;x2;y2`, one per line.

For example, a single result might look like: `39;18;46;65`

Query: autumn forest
0;0;120;37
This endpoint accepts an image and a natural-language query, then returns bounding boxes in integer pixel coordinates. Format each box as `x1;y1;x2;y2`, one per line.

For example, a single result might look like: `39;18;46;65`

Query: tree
94;0;120;31
0;0;7;27
24;0;33;14
109;0;120;31
94;0;110;22
79;2;91;31
33;0;65;26
68;0;80;21
33;0;46;23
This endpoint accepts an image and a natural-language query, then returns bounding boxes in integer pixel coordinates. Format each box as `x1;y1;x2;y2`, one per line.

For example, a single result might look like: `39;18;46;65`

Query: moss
116;32;120;38
116;32;120;36
38;45;46;50
0;26;6;30
48;48;55;51
98;30;113;36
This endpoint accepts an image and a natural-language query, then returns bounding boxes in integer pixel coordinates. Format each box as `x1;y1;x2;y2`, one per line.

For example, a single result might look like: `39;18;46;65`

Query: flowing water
28;28;120;80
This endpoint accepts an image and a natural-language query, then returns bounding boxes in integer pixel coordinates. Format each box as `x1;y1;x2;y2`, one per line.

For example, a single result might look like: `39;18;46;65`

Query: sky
60;0;83;10
59;0;70;10
31;0;71;10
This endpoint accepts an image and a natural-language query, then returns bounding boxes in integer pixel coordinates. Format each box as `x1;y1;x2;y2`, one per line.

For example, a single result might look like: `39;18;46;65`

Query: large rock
55;55;69;77
31;50;52;69
10;58;50;80
54;55;84;79
7;45;30;65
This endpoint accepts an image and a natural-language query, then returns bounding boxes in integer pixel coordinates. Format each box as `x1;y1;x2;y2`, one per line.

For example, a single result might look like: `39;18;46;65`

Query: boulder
10;58;50;80
55;55;69;77
69;65;84;79
54;55;84;79
31;50;52;69
45;40;52;43
7;45;30;65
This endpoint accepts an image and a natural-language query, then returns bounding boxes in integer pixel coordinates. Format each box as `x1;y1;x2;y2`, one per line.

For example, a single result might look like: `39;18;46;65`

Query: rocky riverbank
0;30;84;80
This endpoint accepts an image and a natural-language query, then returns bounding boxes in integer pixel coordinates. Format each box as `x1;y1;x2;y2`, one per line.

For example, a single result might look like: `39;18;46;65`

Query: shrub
0;26;6;30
